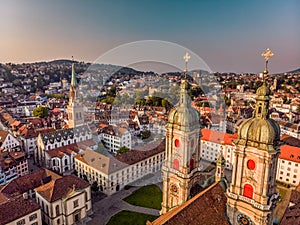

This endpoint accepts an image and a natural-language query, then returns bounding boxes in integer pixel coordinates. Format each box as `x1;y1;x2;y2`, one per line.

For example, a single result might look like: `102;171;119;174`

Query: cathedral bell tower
67;58;84;128
227;49;281;225
161;53;202;214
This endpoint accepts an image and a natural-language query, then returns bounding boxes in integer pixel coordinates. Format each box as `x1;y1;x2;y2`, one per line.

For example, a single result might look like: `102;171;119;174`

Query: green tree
36;75;45;90
141;130;151;139
33;106;49;118
117;146;130;155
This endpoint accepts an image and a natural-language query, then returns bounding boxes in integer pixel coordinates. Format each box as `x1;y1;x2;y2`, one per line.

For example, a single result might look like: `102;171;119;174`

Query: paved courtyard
88;171;163;225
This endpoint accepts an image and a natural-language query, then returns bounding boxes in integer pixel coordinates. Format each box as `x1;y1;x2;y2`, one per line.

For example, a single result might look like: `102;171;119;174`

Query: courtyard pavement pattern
88;171;163;225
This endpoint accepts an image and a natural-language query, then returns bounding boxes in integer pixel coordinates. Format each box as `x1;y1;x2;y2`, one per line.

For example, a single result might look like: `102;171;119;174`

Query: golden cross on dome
184;52;190;63
261;48;274;62
183;52;190;78
261;48;274;78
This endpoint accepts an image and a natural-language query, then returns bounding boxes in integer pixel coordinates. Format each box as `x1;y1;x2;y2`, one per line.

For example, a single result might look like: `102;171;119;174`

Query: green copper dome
256;82;270;97
236;117;280;151
167;79;200;131
235;80;280;151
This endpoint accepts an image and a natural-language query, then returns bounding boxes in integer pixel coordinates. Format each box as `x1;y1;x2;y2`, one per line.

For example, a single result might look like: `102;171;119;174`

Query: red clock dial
175;139;180;147
247;160;255;170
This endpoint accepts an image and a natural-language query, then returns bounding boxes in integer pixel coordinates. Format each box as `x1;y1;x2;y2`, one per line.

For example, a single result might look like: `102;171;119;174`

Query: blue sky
1;0;299;73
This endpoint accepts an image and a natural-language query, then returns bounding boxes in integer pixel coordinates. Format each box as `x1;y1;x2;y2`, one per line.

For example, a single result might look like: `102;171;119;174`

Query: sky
1;0;299;73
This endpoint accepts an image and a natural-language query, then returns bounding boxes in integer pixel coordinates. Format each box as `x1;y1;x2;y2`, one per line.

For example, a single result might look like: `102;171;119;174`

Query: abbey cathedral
148;49;281;225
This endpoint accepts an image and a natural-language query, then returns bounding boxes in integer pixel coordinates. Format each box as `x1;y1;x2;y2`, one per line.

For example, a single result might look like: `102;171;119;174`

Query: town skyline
1;0;300;73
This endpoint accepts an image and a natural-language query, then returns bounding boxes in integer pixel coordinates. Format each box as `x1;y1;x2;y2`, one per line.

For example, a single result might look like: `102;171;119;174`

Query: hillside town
0;54;299;225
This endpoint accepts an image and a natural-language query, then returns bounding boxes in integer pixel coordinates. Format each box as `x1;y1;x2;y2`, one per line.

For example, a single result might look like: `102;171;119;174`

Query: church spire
70;56;77;87
253;48;274;119
67;57;84;128
179;52;191;107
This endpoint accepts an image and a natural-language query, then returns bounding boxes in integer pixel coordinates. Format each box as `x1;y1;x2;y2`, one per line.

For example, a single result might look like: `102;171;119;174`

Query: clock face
237;214;253;225
170;184;178;193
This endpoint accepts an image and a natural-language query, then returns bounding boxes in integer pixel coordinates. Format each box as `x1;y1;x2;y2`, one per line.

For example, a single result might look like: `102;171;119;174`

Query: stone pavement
88;171;162;225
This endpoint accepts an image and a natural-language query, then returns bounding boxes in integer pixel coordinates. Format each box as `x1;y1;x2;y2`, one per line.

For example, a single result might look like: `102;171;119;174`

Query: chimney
23;192;28;200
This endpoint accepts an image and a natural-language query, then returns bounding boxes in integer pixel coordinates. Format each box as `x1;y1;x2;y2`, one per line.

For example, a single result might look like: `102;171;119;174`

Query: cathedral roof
148;182;229;225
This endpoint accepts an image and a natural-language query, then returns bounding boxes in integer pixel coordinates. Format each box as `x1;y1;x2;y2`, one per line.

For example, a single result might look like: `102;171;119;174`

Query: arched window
173;159;179;170
190;158;194;171
64;158;68;166
258;106;262;114
243;184;254;199
55;205;60;216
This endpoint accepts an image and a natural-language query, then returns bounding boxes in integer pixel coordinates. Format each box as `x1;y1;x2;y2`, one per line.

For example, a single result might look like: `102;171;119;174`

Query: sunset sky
1;0;299;73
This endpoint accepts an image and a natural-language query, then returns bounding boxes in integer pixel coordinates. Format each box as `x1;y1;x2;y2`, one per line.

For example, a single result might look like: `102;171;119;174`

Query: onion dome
167;79;200;131
235;75;280;151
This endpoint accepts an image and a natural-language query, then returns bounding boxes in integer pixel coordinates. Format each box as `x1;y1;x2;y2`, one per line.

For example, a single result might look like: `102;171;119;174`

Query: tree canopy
33;106;49;118
117;146;130;155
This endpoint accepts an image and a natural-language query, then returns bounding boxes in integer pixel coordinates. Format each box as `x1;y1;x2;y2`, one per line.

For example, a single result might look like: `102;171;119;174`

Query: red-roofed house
0;130;21;151
200;129;238;169
0;196;42;225
35;175;92;225
276;145;300;186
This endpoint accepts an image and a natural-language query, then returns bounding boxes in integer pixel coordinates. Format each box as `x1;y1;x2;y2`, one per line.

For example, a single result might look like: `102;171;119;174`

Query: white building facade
276;145;300;186
74;141;165;195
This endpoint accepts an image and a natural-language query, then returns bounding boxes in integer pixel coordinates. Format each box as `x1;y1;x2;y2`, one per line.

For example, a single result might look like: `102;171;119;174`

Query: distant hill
287;68;300;74
49;59;74;64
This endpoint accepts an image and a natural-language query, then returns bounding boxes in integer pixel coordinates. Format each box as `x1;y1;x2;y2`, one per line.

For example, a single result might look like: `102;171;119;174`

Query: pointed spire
253;48;274;119
179;52;191;106
71;56;77;87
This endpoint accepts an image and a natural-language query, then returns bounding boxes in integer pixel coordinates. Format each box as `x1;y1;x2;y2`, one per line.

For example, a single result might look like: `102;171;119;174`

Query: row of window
16;213;37;225
278;176;298;184
281;160;299;167
279;171;298;178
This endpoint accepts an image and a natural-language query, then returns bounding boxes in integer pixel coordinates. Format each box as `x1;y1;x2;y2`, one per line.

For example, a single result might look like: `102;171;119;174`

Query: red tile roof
115;140;165;165
47;139;95;159
201;129;238;146
0;196;40;225
35;175;89;202
148;182;229;225
0;169;61;198
280;134;300;148
279;145;300;163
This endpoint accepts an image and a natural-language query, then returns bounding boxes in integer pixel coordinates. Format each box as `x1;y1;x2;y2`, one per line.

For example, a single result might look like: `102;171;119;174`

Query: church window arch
243;184;254;199
173;159;179;170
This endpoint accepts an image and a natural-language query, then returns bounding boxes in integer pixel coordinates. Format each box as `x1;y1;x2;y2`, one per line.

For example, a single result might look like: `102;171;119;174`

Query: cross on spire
261;48;274;62
261;48;274;80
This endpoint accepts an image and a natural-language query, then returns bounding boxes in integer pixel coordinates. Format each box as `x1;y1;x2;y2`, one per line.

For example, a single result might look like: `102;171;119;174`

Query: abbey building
149;49;281;225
